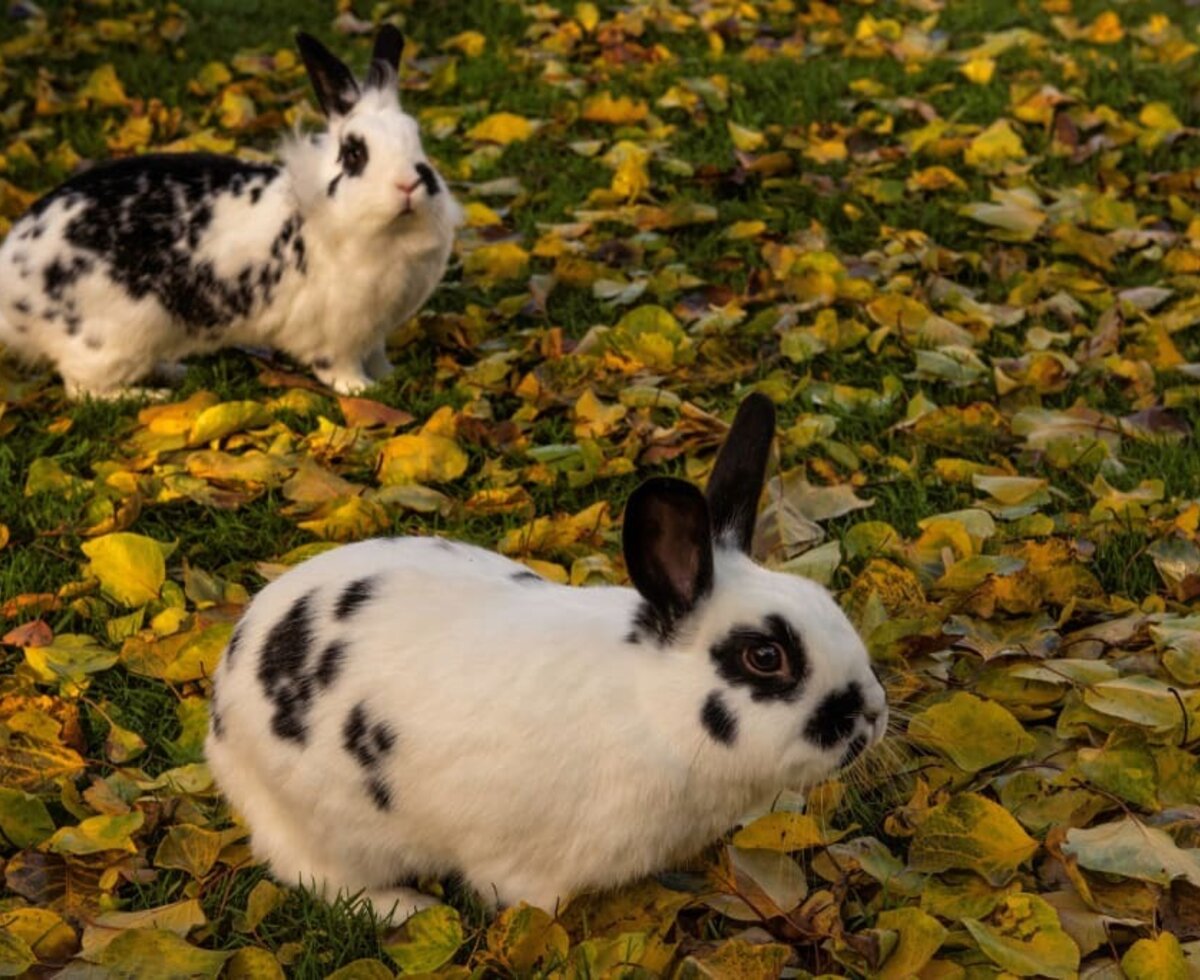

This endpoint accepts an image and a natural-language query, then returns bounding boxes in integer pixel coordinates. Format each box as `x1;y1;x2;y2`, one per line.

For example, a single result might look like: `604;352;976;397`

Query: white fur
0;67;460;399
206;535;888;919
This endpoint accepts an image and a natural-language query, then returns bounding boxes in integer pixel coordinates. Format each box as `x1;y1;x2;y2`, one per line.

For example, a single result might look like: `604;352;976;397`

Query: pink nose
397;179;421;194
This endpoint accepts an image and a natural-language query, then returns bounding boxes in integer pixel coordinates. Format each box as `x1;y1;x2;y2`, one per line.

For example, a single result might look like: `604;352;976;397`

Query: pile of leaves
2;0;1200;976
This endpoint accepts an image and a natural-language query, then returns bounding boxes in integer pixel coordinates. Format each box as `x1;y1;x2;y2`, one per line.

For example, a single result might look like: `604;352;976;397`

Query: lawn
2;0;1200;976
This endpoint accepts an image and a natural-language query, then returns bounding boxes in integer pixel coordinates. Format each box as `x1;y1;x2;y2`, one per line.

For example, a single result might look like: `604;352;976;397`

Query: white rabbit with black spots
0;26;461;399
205;394;888;920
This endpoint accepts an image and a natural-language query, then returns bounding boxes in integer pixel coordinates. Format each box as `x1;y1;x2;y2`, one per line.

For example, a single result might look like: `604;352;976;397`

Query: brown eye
743;642;785;676
339;135;367;177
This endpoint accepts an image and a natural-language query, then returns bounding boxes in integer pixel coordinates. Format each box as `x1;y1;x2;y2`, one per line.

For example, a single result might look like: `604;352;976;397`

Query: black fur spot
709;614;809;702
65;317;82;337
415;162;440;196
805;682;864;749
313;640;346;689
43;255;92;301
701;691;737;745
209;690;224;738
632;600;676;646
256;591;317;743
327;174;342;198
335;577;376;620
11;299;30;314
224;623;244;667
511;571;542;584
343;701;397;810
24;154;294;333
249;185;264;205
338;134;368;177
366;777;392;811
313;355;332;371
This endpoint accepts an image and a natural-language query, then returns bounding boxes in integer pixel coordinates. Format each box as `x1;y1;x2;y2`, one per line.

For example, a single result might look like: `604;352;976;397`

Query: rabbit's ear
296;32;360;117
705;393;776;554
624;477;714;631
366;24;404;90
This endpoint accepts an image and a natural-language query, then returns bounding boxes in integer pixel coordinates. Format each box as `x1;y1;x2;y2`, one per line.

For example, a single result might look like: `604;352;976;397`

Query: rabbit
0;25;461;400
205;393;889;920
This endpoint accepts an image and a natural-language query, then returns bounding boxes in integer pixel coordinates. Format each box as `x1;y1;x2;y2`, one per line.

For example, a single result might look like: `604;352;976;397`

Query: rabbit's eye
339;135;368;177
743;643;786;676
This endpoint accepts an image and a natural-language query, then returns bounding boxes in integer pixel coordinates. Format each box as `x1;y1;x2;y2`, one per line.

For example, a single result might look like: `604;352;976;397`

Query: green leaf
0;929;36;978
907;692;1036;772
46;811;144;855
909;793;1038;885
1062;817;1200;886
486;904;569;973
81;533;171;607
0;785;55;848
234;880;285;933
383;904;463;973
963;893;1080;979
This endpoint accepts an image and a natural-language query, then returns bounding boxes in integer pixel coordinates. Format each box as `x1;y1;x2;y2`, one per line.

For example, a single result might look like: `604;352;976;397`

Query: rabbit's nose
396;179;421;195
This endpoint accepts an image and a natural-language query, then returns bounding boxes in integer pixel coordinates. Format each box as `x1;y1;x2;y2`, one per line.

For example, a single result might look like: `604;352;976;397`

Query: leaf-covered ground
2;0;1200;976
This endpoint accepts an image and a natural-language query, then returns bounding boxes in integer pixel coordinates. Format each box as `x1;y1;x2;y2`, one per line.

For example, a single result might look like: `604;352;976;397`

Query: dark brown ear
624;477;714;639
705;393;776;553
366;24;404;90
296;32;360;117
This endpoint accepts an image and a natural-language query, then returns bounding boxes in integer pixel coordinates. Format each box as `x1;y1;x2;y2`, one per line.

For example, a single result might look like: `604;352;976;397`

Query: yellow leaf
732;812;834;852
805;136;847;164
78;64;128;107
155;823;223;878
487;905;569;972
91;929;230;978
906;166;967;192
582;92;649;125
442;30;486;58
727;120;765;151
1085;10;1124;44
575;2;601;31
378;431;469;486
960;56;996;84
46;811;144;855
466;112;535;144
383;905;464;973
963;119;1026;169
463;241;530;285
217;88;257;130
724;219;767;240
107;114;153;152
963;893;1079;978
81;533;170;607
876;907;948;980
573;388;627;439
225;947;285;980
677;939;790;979
909;792;1038;885
187;401;271;446
464;200;503;226
605;140;651;202
1122;932;1188;980
908;692;1035;772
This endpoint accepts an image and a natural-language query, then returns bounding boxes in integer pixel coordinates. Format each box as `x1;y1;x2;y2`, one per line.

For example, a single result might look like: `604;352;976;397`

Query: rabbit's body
207;395;889;918
0;28;459;399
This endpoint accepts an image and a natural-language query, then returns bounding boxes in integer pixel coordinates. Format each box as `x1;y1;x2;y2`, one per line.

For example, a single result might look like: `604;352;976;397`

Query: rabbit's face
324;94;448;229
623;393;888;794
687;554;888;788
295;26;455;232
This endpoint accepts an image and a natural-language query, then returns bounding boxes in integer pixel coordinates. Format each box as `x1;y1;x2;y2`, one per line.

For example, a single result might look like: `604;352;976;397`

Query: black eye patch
709;613;809;702
338;134;368;177
805;682;864;749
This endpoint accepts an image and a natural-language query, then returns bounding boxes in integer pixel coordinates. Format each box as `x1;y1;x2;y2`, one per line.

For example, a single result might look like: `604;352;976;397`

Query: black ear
705;393;776;554
623;477;714;639
366;24;405;90
296;32;360;117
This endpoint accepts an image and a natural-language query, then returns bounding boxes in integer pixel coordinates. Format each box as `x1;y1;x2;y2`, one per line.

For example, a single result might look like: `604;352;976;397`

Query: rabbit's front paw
312;357;373;395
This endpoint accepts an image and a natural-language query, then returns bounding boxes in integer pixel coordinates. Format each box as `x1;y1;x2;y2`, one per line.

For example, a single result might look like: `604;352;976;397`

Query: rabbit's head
290;26;459;232
624;394;888;792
